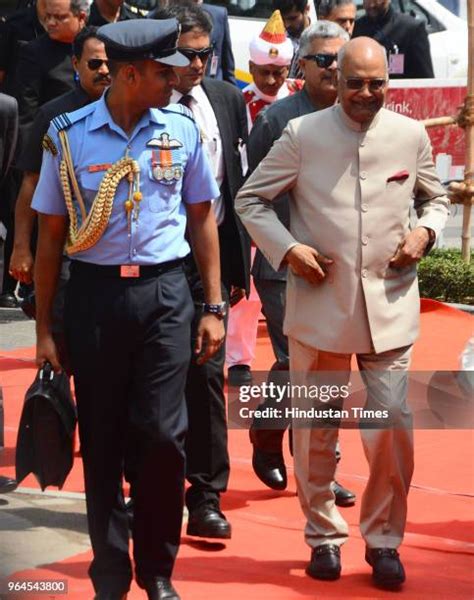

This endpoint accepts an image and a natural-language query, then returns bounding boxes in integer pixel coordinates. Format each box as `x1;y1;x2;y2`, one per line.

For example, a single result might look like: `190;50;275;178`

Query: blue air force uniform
33;95;216;264
32;19;219;598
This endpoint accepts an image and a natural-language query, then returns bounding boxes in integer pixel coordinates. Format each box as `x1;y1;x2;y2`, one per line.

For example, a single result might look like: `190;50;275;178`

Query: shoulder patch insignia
42;133;58;155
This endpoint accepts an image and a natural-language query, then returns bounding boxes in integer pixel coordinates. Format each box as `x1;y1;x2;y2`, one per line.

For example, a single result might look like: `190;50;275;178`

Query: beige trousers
289;337;414;550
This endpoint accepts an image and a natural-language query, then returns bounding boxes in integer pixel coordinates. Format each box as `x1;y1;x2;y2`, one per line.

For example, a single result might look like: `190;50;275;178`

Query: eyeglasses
302;53;338;69
87;59;109;71
339;74;388;91
178;46;213;62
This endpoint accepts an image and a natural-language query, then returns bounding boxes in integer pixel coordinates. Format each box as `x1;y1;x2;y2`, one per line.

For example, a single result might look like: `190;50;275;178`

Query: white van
208;0;468;83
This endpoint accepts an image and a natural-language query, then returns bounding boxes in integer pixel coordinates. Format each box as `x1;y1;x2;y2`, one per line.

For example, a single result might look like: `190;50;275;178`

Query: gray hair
318;0;355;19
70;0;91;16
298;20;350;58
337;39;388;72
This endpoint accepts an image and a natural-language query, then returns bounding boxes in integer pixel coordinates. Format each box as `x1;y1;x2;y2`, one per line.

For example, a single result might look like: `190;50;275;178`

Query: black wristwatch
202;302;227;319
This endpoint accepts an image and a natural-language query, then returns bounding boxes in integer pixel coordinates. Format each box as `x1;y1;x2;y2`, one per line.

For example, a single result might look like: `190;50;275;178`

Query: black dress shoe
228;364;252;386
0;476;18;494
252;447;287;490
332;480;356;507
306;544;341;580
137;577;180;600
94;592;127;600
186;501;231;539
0;292;19;308
365;547;406;588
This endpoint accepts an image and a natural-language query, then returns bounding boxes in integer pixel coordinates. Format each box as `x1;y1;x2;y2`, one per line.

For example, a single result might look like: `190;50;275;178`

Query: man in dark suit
352;0;434;78
0;0;46;96
161;0;236;85
0;92;19;492
202;2;237;85
16;0;88;137
10;27;110;296
0;95;18;184
157;2;249;538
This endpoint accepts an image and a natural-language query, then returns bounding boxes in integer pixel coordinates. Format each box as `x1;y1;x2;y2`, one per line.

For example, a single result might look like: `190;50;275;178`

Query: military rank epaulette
51;112;73;132
164;103;195;122
42;133;58;155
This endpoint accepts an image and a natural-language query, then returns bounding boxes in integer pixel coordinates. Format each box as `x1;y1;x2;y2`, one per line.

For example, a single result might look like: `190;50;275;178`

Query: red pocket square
387;170;409;182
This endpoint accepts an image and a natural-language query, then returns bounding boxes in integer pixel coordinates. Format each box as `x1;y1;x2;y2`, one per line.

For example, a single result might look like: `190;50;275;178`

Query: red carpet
1;300;473;599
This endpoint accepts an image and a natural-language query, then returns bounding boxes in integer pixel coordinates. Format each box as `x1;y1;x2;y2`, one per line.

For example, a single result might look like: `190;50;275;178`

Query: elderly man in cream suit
235;37;449;589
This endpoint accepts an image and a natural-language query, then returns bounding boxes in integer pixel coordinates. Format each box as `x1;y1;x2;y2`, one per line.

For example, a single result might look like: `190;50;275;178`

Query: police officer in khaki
236;37;449;589
32;19;224;600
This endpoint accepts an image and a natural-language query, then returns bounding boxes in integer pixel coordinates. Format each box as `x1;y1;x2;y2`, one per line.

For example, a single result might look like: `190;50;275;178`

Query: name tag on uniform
88;163;112;173
120;265;140;278
389;53;405;75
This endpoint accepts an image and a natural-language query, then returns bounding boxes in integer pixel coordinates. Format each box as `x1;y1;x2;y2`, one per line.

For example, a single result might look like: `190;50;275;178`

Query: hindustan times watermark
227;370;474;429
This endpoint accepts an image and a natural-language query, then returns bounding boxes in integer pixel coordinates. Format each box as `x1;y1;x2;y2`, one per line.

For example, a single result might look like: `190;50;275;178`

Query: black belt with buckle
70;259;184;279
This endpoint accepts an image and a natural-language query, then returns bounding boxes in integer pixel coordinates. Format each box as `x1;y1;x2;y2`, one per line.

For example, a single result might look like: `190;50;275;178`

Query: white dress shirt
171;85;225;225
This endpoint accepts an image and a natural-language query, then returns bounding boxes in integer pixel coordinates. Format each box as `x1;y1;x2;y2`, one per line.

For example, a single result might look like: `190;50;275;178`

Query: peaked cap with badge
249;10;293;66
97;18;189;67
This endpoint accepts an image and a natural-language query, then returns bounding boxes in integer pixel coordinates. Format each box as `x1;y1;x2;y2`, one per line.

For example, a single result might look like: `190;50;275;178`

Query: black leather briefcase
15;362;76;490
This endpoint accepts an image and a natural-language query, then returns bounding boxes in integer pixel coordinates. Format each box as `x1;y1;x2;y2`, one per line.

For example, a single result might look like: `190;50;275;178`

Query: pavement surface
0;301;90;595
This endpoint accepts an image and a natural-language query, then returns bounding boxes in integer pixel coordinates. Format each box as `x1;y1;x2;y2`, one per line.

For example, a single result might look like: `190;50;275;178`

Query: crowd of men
0;1;448;600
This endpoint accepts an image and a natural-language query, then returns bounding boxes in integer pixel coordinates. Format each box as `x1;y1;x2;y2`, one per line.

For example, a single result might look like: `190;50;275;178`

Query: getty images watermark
227;370;474;429
238;381;388;421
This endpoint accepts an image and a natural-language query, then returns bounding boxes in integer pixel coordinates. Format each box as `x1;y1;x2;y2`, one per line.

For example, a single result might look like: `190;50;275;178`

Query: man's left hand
389;227;431;269
194;314;225;365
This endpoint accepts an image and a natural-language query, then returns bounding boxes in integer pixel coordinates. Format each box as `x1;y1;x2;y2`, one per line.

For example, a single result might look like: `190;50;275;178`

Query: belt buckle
120;265;140;278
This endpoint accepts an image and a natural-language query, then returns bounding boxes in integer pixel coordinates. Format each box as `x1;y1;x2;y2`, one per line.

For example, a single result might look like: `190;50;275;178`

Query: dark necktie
178;94;194;112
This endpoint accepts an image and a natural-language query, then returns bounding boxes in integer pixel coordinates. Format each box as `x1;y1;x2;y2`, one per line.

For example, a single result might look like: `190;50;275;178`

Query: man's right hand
9;247;34;284
36;333;62;372
285;244;333;284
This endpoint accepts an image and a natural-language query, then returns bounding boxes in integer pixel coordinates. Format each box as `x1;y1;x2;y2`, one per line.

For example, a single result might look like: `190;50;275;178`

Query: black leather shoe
332;480;356;507
252;447;287;490
0;476;18;494
94;592;127;600
228;365;252;386
365;547;406;588
0;292;19;308
306;544;341;580
138;578;180;600
186;501;231;539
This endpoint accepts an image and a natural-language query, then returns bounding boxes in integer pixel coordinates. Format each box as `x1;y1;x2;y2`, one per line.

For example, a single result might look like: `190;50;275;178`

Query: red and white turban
249;10;294;66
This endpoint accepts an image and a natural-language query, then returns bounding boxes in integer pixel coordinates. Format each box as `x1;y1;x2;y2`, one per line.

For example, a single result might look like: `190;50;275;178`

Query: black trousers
184;257;230;511
65;261;193;594
251;278;290;453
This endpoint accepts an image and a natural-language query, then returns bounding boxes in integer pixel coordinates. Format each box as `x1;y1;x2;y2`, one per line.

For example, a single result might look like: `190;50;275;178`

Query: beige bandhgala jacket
235;104;449;354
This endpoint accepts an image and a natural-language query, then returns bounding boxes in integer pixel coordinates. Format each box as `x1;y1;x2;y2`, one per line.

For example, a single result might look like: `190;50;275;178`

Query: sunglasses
87;58;109;71
178;46;213;62
303;53;338;69
340;75;388;91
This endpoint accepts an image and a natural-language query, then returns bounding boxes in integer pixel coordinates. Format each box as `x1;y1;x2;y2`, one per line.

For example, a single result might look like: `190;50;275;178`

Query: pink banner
386;85;467;170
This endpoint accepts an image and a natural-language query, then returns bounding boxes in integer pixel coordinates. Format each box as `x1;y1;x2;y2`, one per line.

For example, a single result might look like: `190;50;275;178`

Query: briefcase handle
39;362;55;383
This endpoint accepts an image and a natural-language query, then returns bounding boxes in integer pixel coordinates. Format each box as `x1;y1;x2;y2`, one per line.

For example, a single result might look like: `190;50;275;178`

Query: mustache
93;74;111;84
